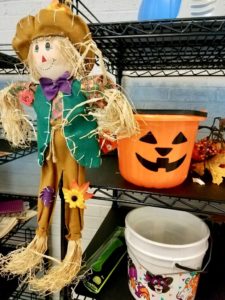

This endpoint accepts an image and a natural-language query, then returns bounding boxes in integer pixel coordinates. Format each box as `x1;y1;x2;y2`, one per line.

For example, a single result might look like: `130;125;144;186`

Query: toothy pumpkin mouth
136;153;187;172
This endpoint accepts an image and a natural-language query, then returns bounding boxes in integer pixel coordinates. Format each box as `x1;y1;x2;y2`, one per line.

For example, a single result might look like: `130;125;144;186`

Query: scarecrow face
31;37;72;80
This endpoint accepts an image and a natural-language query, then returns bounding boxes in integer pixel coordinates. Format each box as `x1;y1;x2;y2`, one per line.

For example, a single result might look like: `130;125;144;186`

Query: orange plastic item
99;137;117;154
117;110;207;188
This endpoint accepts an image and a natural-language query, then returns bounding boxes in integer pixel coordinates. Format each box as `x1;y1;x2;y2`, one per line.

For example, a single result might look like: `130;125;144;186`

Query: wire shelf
86;155;225;216
0;52;26;75
9;290;48;300
91;187;225;217
1;17;225;76
89;17;225;77
0;139;37;165
0;194;37;246
0;193;47;299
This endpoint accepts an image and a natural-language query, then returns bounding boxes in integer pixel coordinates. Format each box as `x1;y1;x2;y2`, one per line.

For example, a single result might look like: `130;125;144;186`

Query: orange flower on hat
62;181;93;209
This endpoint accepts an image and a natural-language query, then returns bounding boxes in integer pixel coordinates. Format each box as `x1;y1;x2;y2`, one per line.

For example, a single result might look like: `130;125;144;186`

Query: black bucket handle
175;236;212;274
127;236;212;276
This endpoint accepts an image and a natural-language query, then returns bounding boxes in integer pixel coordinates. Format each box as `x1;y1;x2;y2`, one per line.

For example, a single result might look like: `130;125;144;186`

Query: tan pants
36;124;85;241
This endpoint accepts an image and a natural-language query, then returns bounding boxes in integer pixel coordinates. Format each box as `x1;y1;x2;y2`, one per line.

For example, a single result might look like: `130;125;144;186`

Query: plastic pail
125;207;210;300
117;110;207;188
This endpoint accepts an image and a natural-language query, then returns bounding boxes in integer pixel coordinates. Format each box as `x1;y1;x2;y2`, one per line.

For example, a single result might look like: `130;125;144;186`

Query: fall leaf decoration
192;151;225;185
191;118;225;185
192;138;220;162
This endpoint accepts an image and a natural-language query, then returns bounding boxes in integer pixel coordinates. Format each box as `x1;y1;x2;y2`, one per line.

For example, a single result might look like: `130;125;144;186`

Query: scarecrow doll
0;0;137;294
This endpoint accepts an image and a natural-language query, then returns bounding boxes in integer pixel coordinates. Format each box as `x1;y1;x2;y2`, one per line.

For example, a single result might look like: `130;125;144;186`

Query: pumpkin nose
42;55;47;63
155;147;172;156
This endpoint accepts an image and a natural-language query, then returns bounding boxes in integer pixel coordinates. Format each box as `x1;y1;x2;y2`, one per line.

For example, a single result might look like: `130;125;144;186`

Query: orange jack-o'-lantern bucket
117;110;207;188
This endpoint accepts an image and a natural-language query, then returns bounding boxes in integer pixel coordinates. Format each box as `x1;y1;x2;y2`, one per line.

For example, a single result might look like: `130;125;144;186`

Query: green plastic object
91;237;123;272
81;227;126;294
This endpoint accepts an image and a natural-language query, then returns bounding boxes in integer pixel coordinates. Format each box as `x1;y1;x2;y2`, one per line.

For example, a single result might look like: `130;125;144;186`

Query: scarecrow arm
0;82;36;147
80;74;138;141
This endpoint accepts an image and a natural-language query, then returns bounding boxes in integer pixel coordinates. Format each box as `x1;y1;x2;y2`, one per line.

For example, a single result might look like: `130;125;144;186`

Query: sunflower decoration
63;181;93;209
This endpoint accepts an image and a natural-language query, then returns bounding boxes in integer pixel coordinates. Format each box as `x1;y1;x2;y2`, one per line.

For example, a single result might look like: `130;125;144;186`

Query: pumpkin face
136;131;187;172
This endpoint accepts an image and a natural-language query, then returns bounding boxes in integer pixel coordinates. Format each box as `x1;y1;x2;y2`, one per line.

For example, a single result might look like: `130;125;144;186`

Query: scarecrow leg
0;156;59;278
30;204;84;294
30;136;85;294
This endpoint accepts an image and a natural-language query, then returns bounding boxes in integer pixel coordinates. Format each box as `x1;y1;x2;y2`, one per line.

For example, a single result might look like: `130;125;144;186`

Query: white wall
81;0;140;22
0;0;47;44
0;0;141;45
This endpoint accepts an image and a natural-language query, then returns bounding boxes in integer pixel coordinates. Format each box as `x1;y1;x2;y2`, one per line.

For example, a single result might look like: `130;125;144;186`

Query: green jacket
33;80;101;168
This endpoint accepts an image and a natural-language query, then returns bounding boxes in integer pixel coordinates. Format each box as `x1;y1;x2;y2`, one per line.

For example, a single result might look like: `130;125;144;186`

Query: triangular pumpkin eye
140;131;157;144
172;132;187;144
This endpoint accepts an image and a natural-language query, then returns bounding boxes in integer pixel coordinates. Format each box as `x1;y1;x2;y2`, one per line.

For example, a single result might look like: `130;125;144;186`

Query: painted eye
45;42;51;50
34;44;39;52
172;132;187;144
140;131;157;144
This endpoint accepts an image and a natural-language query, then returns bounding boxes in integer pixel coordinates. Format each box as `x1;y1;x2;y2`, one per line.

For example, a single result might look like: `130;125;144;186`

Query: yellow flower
63;181;93;209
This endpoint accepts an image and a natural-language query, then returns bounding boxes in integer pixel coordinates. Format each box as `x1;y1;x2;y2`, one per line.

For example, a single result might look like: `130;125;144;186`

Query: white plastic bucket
125;207;210;300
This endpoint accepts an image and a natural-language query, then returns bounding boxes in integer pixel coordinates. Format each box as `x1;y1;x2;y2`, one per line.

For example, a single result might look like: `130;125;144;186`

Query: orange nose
42;55;47;63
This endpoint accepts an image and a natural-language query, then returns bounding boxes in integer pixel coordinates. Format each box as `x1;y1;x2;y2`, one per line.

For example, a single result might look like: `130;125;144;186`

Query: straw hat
12;1;94;65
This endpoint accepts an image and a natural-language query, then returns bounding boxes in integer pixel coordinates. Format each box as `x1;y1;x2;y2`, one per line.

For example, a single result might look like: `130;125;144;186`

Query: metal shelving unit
0;193;37;246
86;156;225;216
0;51;25;75
0;194;44;300
0;139;37;165
89;17;225;79
82;17;225;215
70;14;225;300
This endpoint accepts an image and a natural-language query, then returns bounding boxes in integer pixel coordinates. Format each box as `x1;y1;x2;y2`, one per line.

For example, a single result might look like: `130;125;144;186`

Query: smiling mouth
136;153;186;172
39;58;56;71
